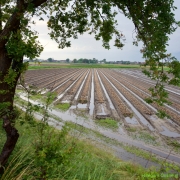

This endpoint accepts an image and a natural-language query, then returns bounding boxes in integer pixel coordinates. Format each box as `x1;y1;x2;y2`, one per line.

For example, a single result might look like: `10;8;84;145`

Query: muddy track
50;69;84;91
117;70;180;97
102;70;180;135
23;68;180;127
25;69;80;88
102;70;153;114
93;70;111;119
98;70;133;119
115;70;180;110
54;70;86;95
49;69;84;92
111;70;180;126
78;70;92;104
61;70;89;102
94;70;106;103
25;69;70;84
38;69;80;89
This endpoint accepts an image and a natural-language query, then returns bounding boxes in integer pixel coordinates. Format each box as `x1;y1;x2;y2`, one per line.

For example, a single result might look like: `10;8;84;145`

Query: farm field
22;68;180;136
17;68;180;164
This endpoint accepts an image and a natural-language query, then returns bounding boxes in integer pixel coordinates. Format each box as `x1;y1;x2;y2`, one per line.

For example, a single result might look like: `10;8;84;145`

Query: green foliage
55;103;70;111
168;59;180;85
0;114;148;180
33;125;76;179
95;118;118;130
47;58;53;62
166;139;180;151
4;69;18;88
148;84;170;106
6;30;43;60
156;110;170;119
138;131;156;142
1;0;180;177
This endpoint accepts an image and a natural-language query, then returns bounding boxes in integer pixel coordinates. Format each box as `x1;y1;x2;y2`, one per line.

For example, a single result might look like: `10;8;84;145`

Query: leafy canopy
0;0;180;106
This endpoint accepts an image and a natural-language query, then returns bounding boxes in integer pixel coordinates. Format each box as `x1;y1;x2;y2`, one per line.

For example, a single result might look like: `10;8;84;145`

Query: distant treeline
25;58;142;65
73;58;133;64
73;58;100;64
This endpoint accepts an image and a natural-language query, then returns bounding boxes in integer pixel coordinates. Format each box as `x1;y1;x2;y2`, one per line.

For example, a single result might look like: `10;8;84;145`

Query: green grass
28;65;62;70
0;115;149;180
126;127;137;132
126;127;157;145
30;93;44;101
95;118;119;130
124;145;159;163
166;139;180;150
55;103;70;111
28;62;140;70
138;131;156;142
1;108;180;179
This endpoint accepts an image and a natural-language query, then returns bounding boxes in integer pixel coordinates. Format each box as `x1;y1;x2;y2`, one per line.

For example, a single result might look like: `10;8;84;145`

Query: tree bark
0;0;48;174
0;48;21;174
0;116;19;174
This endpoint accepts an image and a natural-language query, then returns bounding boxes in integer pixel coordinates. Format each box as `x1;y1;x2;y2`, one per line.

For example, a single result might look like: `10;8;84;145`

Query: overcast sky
34;1;180;62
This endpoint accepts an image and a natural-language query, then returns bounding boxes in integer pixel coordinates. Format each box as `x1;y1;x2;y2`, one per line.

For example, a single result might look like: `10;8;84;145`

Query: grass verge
0;115;149;180
28;63;140;69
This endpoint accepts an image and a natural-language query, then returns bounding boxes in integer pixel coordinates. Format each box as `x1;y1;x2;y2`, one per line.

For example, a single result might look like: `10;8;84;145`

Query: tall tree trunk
0;47;21;174
0;0;47;175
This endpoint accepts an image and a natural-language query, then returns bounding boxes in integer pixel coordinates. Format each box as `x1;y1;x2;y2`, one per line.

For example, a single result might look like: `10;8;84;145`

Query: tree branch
0;3;2;33
28;0;48;8
0;0;48;48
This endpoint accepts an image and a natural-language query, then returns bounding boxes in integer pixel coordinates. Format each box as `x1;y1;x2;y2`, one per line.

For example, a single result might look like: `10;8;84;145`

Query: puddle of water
89;71;95;116
17;101;160;168
96;104;107;116
166;118;179;126
70;105;77;109
125;117;139;125
96;70;115;110
54;70;88;103
74;70;90;100
160;126;180;138
41;89;48;95
61;100;70;103
17;94;180;164
77;103;87;109
101;72;154;131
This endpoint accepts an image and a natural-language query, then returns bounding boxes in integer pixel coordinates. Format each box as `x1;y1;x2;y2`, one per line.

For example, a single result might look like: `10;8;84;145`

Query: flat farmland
21;68;180;139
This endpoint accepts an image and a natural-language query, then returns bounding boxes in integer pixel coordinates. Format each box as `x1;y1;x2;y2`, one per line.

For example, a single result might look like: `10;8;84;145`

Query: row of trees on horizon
26;58;136;64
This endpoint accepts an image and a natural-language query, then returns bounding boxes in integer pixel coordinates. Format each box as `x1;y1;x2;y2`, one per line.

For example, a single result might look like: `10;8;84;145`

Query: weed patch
139;131;156;142
167;139;180;151
95;118;118;130
55;103;70;111
126;127;137;132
